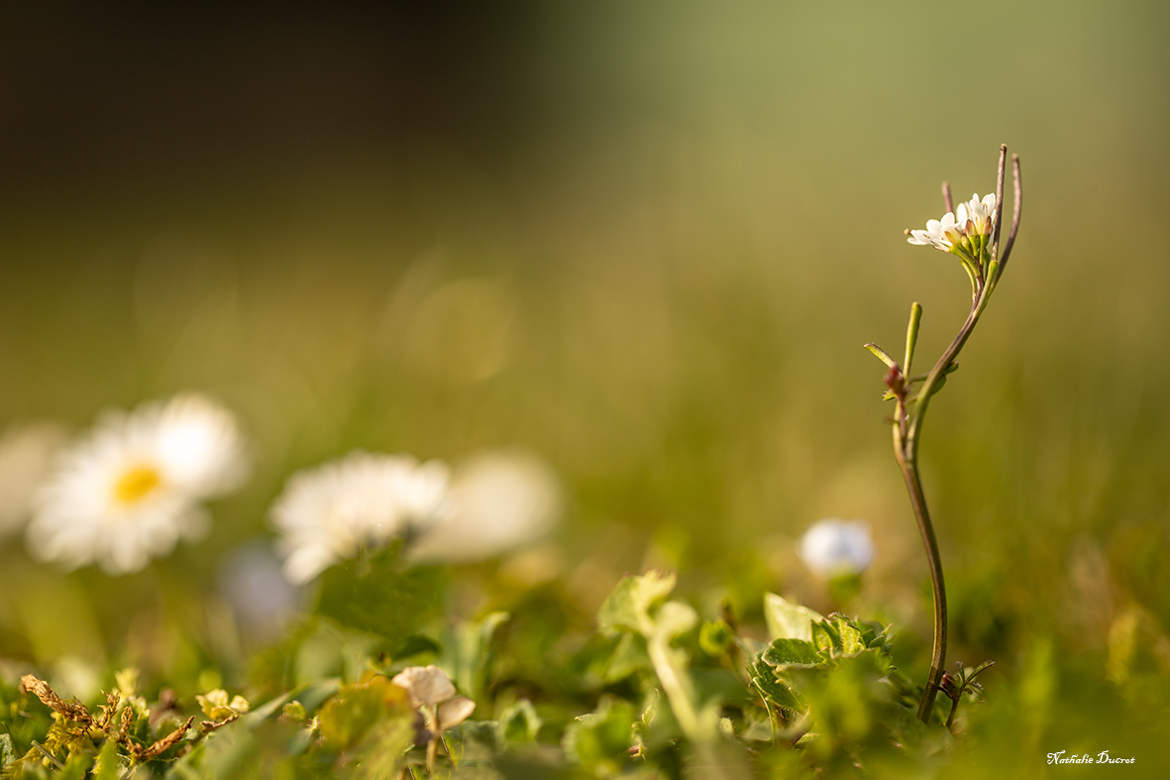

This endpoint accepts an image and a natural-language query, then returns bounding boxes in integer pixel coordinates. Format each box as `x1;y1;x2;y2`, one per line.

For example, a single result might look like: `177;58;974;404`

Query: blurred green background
1;1;1168;772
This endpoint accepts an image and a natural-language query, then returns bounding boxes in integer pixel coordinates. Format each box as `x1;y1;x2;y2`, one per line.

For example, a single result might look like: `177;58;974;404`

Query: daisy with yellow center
27;394;248;574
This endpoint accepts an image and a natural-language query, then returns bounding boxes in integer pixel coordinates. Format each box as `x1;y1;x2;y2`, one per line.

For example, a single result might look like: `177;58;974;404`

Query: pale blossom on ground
271;452;449;584
26;394;248;574
407;450;561;564
391;664;475;731
799;518;874;576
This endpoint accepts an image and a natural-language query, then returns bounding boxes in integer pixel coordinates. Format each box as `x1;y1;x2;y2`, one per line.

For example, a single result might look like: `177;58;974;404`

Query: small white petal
437;696;476;731
392;665;456;708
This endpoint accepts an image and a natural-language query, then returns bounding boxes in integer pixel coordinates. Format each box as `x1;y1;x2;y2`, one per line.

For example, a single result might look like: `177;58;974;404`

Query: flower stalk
869;145;1022;723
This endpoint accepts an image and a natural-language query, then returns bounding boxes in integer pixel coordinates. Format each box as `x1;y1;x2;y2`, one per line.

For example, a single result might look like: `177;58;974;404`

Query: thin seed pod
999;154;1023;269
941;181;954;214
991;145;1007;262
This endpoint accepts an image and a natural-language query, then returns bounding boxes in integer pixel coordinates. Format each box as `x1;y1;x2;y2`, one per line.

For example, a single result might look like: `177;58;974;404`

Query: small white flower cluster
798;518;874;577
906;192;997;261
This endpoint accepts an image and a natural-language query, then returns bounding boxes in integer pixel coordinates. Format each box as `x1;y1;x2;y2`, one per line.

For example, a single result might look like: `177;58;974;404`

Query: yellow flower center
113;464;162;504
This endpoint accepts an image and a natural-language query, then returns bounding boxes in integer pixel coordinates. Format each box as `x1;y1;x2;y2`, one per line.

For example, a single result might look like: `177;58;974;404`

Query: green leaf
314;545;445;644
760;638;823;668
562;697;636;773
598;570;676;636
903;302;923;376
316;675;412;753
699;619;735;657
602;632;650;684
499;699;543;744
748;659;803;713
441;611;509;702
811;619;841;656
863;343;897;368
91;740;122;780
652;601;699;643
763;593;824;642
0;734;15;770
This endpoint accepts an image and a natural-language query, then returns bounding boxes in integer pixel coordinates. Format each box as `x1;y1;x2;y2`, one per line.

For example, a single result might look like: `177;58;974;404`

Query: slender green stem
896;282;992;722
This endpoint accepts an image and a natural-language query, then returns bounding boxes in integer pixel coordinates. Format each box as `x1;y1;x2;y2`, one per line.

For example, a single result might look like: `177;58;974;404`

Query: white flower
906;211;964;252
957;192;997;237
407;451;561;564
391;665;475;731
26;394;247;574
271;452;449;584
907;193;997;253
0;422;68;538
798;519;874;576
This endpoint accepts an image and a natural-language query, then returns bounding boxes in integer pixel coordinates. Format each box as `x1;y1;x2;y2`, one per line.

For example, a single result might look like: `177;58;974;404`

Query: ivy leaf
562;697;636;774
763;593;824;642
598;570;676;636
440;611;509;702
316;674;412;753
313;544;444;645
499;699;543;744
760;638;823;668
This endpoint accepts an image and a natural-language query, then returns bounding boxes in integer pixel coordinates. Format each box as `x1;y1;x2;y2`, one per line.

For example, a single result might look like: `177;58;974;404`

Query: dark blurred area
1;3;546;204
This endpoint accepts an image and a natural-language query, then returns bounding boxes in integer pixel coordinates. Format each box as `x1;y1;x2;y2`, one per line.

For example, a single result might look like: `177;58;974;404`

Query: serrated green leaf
598;570;676;636
748;659;803;714
811;620;841;656
764;594;824;642
760;638;823;668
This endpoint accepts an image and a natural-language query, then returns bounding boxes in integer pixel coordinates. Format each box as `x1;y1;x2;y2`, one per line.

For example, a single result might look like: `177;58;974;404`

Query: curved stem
896;450;947;721
897;285;991;722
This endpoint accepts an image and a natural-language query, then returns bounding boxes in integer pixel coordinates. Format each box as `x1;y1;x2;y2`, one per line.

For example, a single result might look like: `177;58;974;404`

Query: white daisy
26;394;248;574
0;422;69;538
798;518;874;576
271;452;449;584
407;451;561;564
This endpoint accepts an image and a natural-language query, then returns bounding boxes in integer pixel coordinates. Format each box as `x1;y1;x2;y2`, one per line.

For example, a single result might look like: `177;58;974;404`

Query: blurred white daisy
271;452;449;584
798;518;874;576
407;450;561;564
26;394;248;574
0;422;69;538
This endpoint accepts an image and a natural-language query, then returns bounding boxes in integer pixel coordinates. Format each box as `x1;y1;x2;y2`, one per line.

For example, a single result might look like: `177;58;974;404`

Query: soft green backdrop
1;2;1167;774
